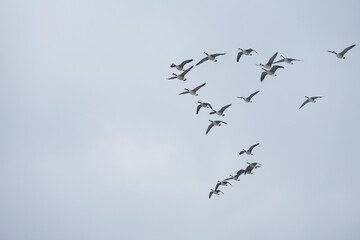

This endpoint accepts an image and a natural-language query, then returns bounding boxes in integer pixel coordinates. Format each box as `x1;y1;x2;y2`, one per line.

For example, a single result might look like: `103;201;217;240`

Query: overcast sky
1;0;360;239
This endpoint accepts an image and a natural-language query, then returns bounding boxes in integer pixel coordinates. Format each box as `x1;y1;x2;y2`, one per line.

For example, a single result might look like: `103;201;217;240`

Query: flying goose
239;143;260;155
206;120;227;135
196;52;226;66
179;82;206;96
170;59;193;71
260;65;284;82
237;90;260;103
224;169;245;181
273;55;303;64
245;162;262;175
299;96;323;109
256;52;278;69
237;48;258;62
328;44;356;59
216;180;232;188
209;184;224;199
167;65;194;81
209;104;232;116
196;102;213;114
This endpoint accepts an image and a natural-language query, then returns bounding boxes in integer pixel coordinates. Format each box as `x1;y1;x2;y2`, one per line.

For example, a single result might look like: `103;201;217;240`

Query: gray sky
1;0;360;239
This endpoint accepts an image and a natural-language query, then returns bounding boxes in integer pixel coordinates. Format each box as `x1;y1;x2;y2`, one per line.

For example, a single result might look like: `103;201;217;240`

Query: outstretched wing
248;90;260;100
196;57;208;66
312;96;323;100
181;65;194;76
239;150;246;155
237;169;245;176
192;82;206;92
273;59;285;64
180;59;193;67
340;44;356;55
271;65;284;72
209;191;213;199
219;104;231;113
196;104;202;114
266;52;278;65
249;143;260;151
299;99;310;109
178;90;189;95
237;52;243;62
260;71;267;82
212;53;226;57
206;123;214;135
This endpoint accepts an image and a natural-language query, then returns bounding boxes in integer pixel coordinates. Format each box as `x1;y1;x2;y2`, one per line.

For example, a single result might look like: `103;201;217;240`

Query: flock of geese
167;44;356;199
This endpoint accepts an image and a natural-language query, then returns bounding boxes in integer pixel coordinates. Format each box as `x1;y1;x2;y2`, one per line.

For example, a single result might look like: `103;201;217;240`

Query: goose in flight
216;180;232;188
273;55;303;64
260;65;284;82
224;169;245;181
209;184;224;199
178;83;206;96
239;143;260;155
328;44;356;59
167;65;193;81
256;52;278;69
209;104;231;116
206;120;227;135
299;96;323;109
237;90;260;103
170;59;193;71
237;48;258;62
196;102;213;114
245;162;262;175
196;52;226;66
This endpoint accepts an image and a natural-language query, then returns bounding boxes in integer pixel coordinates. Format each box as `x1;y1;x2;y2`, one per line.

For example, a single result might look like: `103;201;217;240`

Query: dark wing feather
206;123;214;134
180;59;193;67
249;143;260;151
196;104;202;114
340;44;356;55
219;104;231;112
192;82;206;92
260;71;267;82
237;52;243;62
181;65;193;76
248;90;260;100
299;99;310;109
266;52;278;65
196;57;208;66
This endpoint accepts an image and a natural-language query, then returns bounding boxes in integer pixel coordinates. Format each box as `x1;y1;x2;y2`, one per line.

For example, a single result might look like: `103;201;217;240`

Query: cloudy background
1;0;360;239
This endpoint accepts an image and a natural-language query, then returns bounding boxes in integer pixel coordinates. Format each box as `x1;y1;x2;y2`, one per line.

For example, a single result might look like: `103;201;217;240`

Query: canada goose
328;44;356;59
196;52;226;66
196;102;213;114
299;96;323;109
170;59;193;71
260;65;284;82
239;143;260;155
237;90;260;103
273;55;303;64
167;65;193;81
216;180;232;188
256;52;278;69
206;120;227;135
224;169;245;181
209;104;231;116
237;48;258;62
179;83;206;96
245;162;262;175
209;184;224;199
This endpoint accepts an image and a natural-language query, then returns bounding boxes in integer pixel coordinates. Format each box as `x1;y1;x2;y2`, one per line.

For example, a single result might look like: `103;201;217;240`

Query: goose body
209;104;231;116
167;65;193;81
239;143;260;155
196;102;213;114
224;169;245;181
260;65;284;82
237;48;258;62
299;96;323;109
170;59;193;71
179;82;206;96
206;120;227;135
245;162;262;175
273;55;303;64
257;52;278;69
328;44;356;59
237;90;260;103
196;52;226;66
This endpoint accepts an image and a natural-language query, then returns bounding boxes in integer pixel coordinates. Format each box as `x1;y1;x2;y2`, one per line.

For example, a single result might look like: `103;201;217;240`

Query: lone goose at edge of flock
256;52;278;69
167;65;193;81
196;52;226;66
299;96;323;109
209;104;232;116
196;102;213;114
170;59;193;71
260;65;284;82
224;169;245;181
239;143;260;155
273;55;303;64
245;162;262;175
237;48;258;62
237;90;260;103
328;44;356;59
206;120;227;135
178;82;206;96
209;184;223;199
